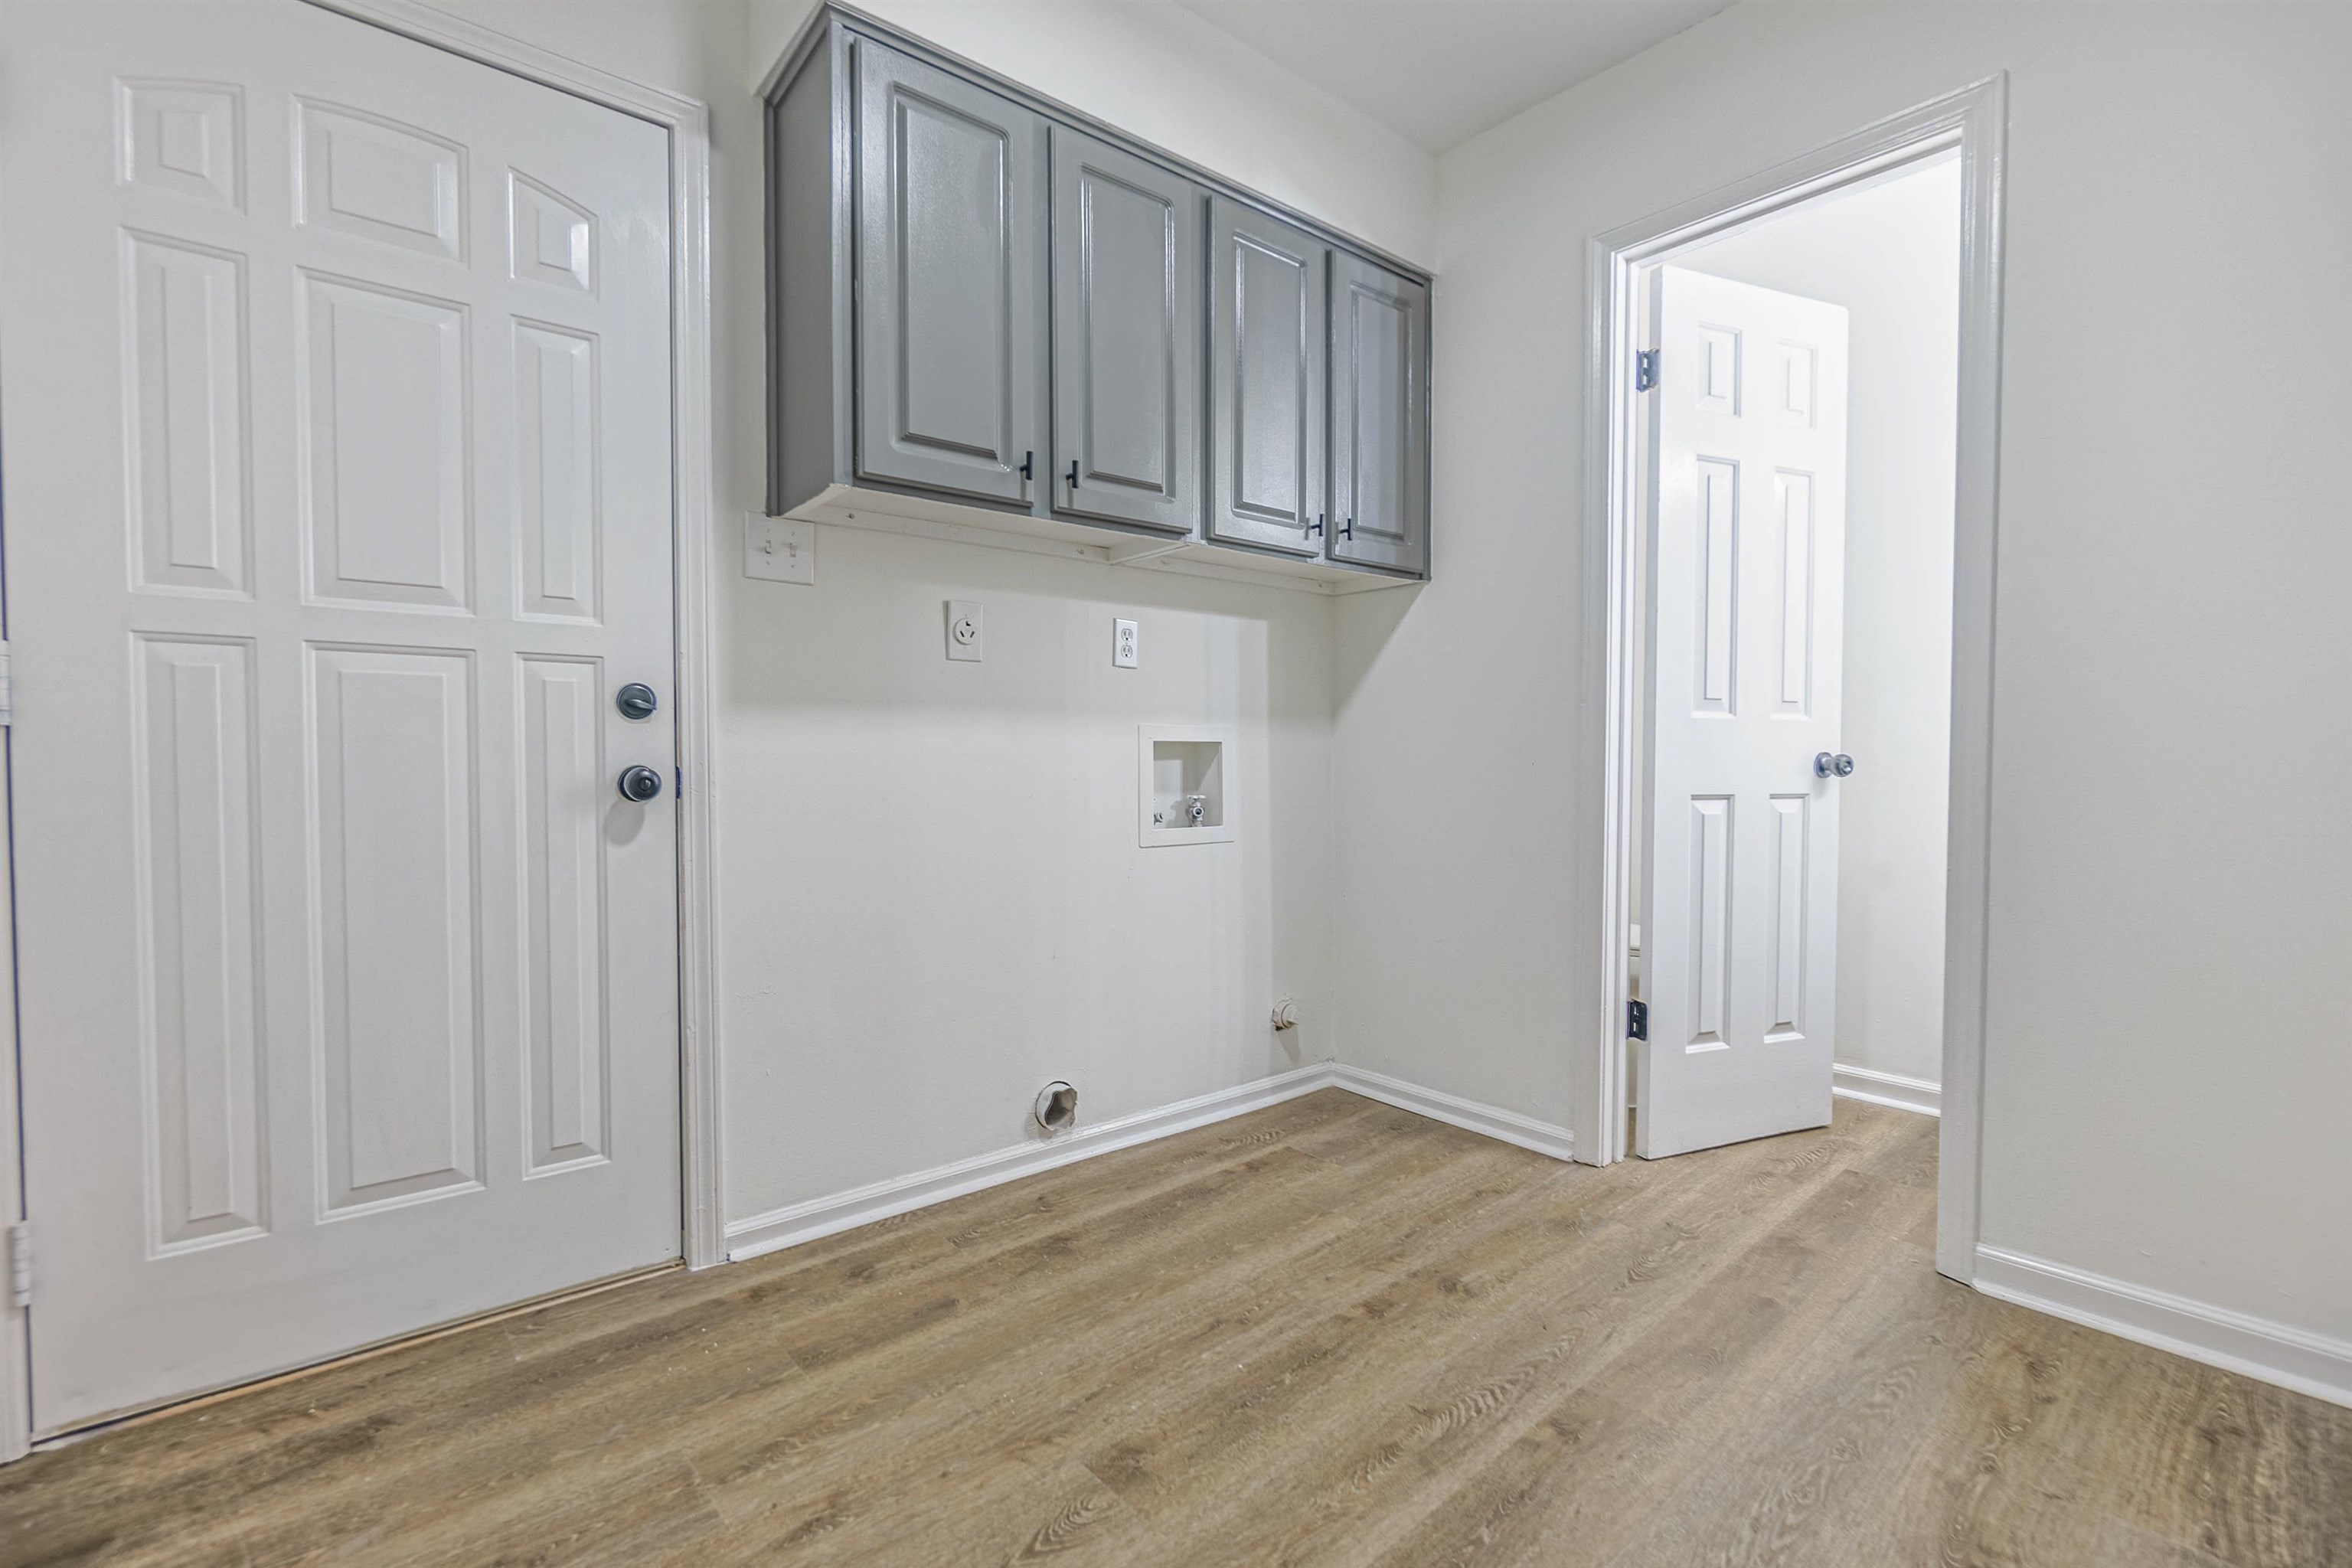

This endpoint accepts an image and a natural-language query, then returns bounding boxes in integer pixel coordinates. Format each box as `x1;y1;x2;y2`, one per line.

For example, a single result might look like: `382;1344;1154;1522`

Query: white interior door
2;0;681;1434
1639;266;1849;1158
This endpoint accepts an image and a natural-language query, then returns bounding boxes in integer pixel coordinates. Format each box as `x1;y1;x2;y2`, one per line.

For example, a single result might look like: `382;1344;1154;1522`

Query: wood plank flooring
4;1091;2347;1566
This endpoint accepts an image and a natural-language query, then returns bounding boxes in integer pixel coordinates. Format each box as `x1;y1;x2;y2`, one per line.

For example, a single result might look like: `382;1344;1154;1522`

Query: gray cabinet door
1208;200;1325;554
853;40;1045;507
1049;127;1204;534
1328;253;1429;573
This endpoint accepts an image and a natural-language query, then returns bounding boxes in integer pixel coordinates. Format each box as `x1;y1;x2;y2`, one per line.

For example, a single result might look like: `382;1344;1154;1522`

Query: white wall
1337;1;2352;1345
722;534;1337;1215
444;2;1436;1230
1676;158;1962;1094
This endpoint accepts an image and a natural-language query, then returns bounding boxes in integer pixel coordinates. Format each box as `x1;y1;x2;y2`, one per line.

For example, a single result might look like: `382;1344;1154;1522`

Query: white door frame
0;0;727;1461
1579;77;2007;1285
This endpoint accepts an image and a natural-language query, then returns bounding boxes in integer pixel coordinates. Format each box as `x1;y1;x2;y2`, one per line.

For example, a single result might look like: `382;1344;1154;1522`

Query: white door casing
2;0;681;1434
1639;266;1849;1158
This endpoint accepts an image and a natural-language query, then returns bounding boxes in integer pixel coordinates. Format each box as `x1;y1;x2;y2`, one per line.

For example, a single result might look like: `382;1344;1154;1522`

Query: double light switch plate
746;514;815;583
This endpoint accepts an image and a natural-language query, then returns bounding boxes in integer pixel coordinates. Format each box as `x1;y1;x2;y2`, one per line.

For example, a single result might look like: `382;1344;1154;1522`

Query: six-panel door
1328;253;1430;574
853;40;1047;508
2;0;682;1435
1638;266;1851;1160
1049;127;1204;533
1207;199;1327;554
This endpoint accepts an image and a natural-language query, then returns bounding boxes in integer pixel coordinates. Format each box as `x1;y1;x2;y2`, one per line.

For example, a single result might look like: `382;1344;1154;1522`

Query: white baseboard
725;1064;1341;1262
1832;1062;1941;1117
1329;1064;1575;1162
725;1062;1576;1263
1974;1244;2352;1410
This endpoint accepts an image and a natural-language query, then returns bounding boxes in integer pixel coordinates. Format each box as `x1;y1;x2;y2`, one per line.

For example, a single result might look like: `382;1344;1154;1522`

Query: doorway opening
1584;80;2006;1285
1629;151;1960;1159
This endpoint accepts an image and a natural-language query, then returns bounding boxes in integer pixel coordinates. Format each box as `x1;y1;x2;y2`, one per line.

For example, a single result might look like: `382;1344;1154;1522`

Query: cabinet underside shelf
780;485;1423;595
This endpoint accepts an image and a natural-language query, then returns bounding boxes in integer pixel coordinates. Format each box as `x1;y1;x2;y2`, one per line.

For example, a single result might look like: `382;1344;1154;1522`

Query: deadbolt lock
616;682;658;721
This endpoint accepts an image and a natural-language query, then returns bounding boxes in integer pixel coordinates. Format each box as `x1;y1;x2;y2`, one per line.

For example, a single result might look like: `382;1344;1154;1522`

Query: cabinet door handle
1020;450;1033;481
1309;512;1324;537
1342;516;1354;541
1067;459;1080;491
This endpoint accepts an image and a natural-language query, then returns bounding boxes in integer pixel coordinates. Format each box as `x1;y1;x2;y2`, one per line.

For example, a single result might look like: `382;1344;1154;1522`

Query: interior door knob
617;764;664;802
1814;751;1855;779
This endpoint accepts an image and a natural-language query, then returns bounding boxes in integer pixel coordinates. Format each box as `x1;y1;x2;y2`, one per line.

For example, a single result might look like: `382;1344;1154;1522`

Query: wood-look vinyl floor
5;1092;2347;1566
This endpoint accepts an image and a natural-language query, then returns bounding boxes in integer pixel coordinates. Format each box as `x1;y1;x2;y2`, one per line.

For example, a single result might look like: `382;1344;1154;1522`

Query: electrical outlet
946;599;983;662
745;514;815;584
1112;618;1138;668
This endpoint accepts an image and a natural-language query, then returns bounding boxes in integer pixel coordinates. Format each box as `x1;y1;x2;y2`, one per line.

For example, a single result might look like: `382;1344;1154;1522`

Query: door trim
303;0;727;1270
1579;76;2007;1287
1;681;25;1464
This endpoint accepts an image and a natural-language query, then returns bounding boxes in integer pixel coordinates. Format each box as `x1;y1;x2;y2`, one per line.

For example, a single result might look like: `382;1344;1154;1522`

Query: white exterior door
2;1;681;1434
1640;266;1849;1158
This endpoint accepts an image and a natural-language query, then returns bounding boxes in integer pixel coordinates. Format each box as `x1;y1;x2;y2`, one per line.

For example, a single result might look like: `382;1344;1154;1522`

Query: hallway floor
5;1092;2347;1566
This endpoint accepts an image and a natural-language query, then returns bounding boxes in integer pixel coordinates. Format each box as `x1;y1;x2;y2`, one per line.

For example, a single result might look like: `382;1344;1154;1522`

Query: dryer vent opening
1033;1081;1077;1134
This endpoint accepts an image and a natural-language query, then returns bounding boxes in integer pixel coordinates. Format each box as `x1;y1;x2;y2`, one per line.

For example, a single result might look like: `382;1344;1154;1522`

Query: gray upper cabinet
1208;200;1325;556
768;7;1429;589
1050;128;1204;534
1328;253;1429;575
853;41;1046;508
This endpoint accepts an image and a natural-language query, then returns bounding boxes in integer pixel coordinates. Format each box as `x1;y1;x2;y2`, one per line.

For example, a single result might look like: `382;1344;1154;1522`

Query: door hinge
1627;999;1648;1041
1634;350;1660;393
6;1223;28;1312
0;639;13;726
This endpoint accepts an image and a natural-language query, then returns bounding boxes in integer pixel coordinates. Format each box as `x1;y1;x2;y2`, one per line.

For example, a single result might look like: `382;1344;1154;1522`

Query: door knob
617;764;664;802
615;682;658;721
1814;752;1855;779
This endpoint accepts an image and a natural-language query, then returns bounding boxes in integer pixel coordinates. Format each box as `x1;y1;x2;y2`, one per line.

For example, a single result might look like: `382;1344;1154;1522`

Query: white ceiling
1176;0;1736;155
